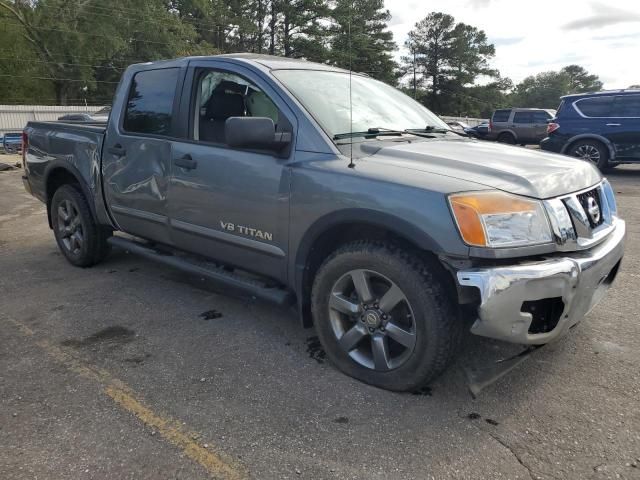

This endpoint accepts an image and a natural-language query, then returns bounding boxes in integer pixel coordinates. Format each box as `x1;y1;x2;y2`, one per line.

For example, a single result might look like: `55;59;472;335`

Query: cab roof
130;53;352;74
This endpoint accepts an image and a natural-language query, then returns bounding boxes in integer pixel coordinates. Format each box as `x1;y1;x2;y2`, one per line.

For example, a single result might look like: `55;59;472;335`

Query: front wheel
311;242;460;391
51;184;111;267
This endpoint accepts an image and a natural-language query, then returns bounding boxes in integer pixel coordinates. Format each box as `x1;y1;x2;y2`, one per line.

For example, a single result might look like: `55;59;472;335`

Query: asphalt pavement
1;155;639;479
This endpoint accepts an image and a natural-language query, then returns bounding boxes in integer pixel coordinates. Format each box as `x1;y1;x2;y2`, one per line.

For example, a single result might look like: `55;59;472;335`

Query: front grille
577;187;604;228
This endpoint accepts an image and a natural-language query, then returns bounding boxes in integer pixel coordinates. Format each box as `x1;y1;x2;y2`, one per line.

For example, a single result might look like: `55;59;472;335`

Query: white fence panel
0;105;108;135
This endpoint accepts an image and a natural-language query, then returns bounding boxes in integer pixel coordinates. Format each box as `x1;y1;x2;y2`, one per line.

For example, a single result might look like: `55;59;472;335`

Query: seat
199;91;245;143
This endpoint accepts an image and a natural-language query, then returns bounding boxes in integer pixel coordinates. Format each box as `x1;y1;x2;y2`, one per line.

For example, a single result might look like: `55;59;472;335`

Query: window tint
194;69;280;143
611;95;640;117
532;111;551;123
123;68;179;136
513;112;532;123
575;96;613;117
492;109;511;122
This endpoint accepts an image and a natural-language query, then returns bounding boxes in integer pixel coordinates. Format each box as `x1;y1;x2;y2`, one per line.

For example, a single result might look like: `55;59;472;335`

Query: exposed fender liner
561;133;616;160
292;208;443;327
43;160;98;228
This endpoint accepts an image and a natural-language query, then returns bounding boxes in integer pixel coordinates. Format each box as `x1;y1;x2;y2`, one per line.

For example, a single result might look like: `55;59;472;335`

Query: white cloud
385;0;640;88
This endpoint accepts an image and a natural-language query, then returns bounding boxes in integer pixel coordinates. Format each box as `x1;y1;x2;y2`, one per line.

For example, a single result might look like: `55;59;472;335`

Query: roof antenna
347;2;355;169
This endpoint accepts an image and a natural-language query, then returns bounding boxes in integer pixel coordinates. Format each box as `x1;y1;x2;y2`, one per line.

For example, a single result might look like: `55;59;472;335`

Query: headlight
601;178;617;216
449;191;553;247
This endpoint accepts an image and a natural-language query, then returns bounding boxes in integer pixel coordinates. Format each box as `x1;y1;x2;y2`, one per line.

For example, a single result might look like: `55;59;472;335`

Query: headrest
205;92;245;120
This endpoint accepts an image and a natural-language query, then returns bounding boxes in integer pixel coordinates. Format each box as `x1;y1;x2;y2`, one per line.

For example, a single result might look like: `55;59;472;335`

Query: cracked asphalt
1;155;639;479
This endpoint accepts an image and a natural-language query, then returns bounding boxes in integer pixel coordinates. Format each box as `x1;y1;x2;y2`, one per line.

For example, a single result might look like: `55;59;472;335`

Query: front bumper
457;220;625;345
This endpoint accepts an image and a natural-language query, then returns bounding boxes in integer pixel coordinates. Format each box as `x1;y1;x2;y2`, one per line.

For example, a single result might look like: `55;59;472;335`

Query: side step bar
107;236;294;306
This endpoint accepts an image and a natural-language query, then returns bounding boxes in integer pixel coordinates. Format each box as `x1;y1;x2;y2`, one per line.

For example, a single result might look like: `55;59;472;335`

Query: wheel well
298;222;457;327
498;131;515;140
566;137;607;155
45;168;81;228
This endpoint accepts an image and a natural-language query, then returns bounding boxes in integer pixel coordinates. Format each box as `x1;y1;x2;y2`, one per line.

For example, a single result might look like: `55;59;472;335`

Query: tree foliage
511;65;604;109
0;2;604;115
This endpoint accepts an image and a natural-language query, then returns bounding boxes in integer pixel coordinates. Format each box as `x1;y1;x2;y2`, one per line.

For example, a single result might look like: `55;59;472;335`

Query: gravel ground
1;155;639;480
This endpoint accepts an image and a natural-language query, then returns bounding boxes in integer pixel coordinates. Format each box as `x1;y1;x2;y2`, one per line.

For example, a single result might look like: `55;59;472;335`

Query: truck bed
23;121;107;205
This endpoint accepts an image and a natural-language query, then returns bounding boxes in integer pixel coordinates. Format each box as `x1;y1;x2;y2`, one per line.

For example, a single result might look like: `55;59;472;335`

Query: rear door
531;110;552;142
512;111;534;143
166;59;296;281
609;95;640;160
102;67;182;245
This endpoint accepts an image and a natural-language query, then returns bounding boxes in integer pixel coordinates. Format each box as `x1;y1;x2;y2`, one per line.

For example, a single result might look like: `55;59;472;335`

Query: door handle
174;154;198;170
107;144;126;157
606;123;621;126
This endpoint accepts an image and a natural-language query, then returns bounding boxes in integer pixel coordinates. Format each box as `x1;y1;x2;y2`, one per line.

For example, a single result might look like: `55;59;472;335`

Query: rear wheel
497;132;516;144
51;184;111;267
569;139;609;170
311;242;460;391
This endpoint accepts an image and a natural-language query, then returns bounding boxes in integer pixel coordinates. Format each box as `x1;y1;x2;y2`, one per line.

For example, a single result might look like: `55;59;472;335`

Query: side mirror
224;117;291;151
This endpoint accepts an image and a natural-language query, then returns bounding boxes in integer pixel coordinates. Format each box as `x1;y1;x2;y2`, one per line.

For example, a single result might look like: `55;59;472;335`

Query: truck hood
363;138;602;199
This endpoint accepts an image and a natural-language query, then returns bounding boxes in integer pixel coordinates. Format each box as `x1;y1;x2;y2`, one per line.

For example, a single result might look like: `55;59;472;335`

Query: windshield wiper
333;127;408;140
406;125;468;138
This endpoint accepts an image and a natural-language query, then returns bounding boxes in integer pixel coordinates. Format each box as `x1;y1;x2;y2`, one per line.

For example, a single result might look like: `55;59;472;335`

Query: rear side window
611;95;640;117
575;96;613;118
123;68;179;136
492;109;511;122
513;112;532;123
532;111;551;123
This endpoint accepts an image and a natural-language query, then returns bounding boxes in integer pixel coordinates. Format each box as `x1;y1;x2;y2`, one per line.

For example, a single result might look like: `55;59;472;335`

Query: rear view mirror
225;117;291;151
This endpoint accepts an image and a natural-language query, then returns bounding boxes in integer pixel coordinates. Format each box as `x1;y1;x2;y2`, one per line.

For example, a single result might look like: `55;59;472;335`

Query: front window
272;69;448;140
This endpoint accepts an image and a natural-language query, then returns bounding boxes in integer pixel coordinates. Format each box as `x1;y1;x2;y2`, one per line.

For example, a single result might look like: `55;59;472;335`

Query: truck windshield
273;69;448;140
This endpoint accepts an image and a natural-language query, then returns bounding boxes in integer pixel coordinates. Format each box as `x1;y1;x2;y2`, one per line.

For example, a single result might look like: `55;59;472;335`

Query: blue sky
386;0;640;88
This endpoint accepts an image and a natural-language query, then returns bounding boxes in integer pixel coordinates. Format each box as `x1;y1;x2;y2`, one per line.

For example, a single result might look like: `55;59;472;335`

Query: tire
568;139;609;170
311;241;460;392
51;184;111;267
497;132;516;144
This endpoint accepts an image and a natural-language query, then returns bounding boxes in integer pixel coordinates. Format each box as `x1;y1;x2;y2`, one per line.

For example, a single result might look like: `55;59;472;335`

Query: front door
167;61;296;281
102;67;181;245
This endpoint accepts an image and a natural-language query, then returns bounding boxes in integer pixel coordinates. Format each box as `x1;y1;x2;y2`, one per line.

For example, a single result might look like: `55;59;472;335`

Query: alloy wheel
575;144;601;164
328;269;417;371
57;199;84;255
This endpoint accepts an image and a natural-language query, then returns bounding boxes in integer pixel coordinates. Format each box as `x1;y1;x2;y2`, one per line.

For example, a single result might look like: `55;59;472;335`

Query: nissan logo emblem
587;196;601;224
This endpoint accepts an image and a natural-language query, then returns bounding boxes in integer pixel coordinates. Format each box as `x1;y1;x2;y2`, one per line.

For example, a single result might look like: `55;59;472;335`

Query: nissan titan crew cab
21;54;625;392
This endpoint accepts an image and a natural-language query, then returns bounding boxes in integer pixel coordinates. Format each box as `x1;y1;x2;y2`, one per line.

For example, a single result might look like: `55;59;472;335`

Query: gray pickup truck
22;54;625;392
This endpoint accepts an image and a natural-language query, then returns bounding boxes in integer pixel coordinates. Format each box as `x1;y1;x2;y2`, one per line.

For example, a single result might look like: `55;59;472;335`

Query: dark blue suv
540;90;640;169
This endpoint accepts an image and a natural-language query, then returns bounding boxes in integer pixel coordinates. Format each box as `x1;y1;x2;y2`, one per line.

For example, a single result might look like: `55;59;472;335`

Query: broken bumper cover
457;220;625;345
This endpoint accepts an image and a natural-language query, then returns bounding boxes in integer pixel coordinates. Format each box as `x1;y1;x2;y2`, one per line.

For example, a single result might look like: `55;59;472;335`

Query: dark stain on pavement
333;416;349;424
305;336;326;364
123;353;151;365
485;418;499;426
200;309;223;320
61;326;135;348
411;386;433;396
467;412;481;420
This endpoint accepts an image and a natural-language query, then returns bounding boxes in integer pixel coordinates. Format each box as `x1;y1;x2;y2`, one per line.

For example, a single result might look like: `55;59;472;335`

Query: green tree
561;65;603;93
328;0;398;85
404;12;496;113
511;66;603;109
0;0;210;105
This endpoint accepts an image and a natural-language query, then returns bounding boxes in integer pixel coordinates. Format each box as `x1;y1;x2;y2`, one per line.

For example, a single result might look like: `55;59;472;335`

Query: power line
0;73;120;84
0;56;126;70
3;19;195;47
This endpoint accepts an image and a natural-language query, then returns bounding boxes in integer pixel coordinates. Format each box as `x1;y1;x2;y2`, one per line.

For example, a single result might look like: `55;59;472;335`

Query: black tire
568;139;609;170
51;184;111;267
497;132;516;144
311;241;460;392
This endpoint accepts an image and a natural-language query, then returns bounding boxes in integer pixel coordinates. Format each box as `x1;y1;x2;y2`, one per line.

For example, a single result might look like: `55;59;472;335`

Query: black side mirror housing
224;117;291;151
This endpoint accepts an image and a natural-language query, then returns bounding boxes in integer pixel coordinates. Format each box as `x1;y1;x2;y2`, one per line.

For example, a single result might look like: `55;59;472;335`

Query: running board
107;236;294;306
